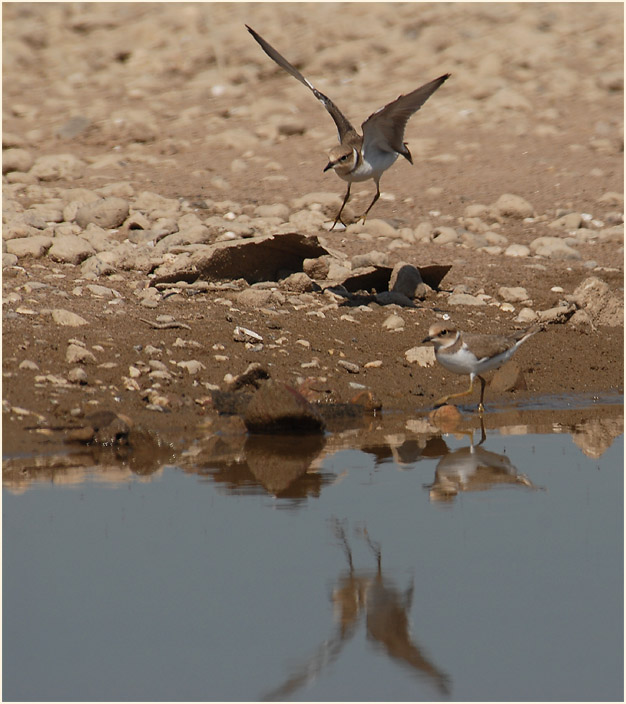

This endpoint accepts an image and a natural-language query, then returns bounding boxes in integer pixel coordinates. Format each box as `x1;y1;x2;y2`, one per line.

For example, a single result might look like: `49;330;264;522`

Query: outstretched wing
362;73;450;161
246;25;355;141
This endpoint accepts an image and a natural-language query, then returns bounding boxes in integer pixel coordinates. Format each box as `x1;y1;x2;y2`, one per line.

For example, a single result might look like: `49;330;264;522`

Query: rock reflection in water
202;432;333;505
262;520;450;700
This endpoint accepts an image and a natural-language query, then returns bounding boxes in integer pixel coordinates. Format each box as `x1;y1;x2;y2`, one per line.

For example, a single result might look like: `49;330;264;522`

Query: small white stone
405;346;436;367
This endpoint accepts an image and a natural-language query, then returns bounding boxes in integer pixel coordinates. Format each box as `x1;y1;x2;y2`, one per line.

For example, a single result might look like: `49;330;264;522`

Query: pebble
515;307;538;323
66;343;96;364
405;346;436;367
494;193;534;219
504;244;531;257
447;292;486;306
382;313;405;331
498;286;530;303
432;226;459;245
51;309;89;326
68;367;88;384
338;360;360;373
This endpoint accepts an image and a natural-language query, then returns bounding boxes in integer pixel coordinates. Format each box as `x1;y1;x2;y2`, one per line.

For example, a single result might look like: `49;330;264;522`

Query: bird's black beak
422;335;432;344
323;161;333;172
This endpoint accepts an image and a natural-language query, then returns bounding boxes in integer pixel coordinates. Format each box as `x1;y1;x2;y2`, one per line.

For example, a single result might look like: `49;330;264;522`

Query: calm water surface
3;398;623;701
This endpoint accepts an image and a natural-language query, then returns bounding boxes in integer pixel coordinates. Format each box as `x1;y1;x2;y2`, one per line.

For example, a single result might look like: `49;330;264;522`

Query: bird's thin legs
477;375;487;414
434;374;488;413
358;180;381;225
330;183;352;230
434;376;475;408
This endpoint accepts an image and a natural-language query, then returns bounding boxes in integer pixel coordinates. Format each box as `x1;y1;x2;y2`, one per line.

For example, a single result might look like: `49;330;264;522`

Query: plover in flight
422;322;542;412
247;26;449;229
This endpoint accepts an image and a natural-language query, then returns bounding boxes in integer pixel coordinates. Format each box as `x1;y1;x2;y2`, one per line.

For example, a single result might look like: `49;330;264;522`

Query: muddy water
3;395;623;701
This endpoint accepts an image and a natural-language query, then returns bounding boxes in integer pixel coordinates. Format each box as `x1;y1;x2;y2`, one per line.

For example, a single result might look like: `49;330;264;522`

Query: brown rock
244;380;325;434
490;362;527;393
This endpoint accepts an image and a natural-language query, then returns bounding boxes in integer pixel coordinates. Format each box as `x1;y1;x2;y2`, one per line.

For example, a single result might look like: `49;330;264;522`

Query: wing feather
247;26;355;141
362;73;450;159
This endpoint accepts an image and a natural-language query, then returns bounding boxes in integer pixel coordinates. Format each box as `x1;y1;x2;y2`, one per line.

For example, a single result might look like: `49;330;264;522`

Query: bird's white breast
339;148;399;183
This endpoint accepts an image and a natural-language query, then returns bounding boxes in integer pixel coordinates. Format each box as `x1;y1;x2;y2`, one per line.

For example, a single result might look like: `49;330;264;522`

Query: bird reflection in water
425;421;542;503
261;520;450;700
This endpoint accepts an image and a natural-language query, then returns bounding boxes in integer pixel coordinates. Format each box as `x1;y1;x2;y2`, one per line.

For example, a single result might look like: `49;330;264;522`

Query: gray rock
374;291;416;307
243;380;325;433
48;236;95;264
338;360;360;373
75;197;130;229
389;261;427;299
55;116;91;139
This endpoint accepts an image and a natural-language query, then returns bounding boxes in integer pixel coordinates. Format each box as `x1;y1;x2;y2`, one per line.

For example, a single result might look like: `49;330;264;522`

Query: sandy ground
2;3;623;456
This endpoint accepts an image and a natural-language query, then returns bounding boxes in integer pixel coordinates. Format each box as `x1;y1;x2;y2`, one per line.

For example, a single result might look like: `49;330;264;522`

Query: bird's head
422;322;459;349
324;145;357;176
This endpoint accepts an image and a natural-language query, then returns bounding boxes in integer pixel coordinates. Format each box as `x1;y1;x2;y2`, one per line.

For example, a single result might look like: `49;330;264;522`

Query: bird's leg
358;179;381;224
477;375;487;414
330;183;351;230
434;375;475;408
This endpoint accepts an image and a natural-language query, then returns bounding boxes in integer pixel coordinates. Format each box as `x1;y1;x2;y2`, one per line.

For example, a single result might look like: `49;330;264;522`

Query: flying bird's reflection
262;520;450;700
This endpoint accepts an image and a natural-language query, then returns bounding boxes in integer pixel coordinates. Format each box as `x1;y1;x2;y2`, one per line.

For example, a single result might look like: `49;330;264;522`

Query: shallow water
3;395;624;701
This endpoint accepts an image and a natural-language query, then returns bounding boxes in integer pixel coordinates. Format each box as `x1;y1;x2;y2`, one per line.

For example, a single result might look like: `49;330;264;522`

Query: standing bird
246;26;450;229
422;322;542;413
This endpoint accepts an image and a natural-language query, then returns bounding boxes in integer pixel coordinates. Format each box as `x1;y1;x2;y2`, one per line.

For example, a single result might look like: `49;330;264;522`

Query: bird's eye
339;155;348;161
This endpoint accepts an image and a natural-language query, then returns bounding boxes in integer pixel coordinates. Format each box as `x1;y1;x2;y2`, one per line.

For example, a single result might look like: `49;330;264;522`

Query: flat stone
498;286;529;303
6;235;53;258
48;236;95;264
405;346;436;367
51;309;89;326
447;292;486;306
